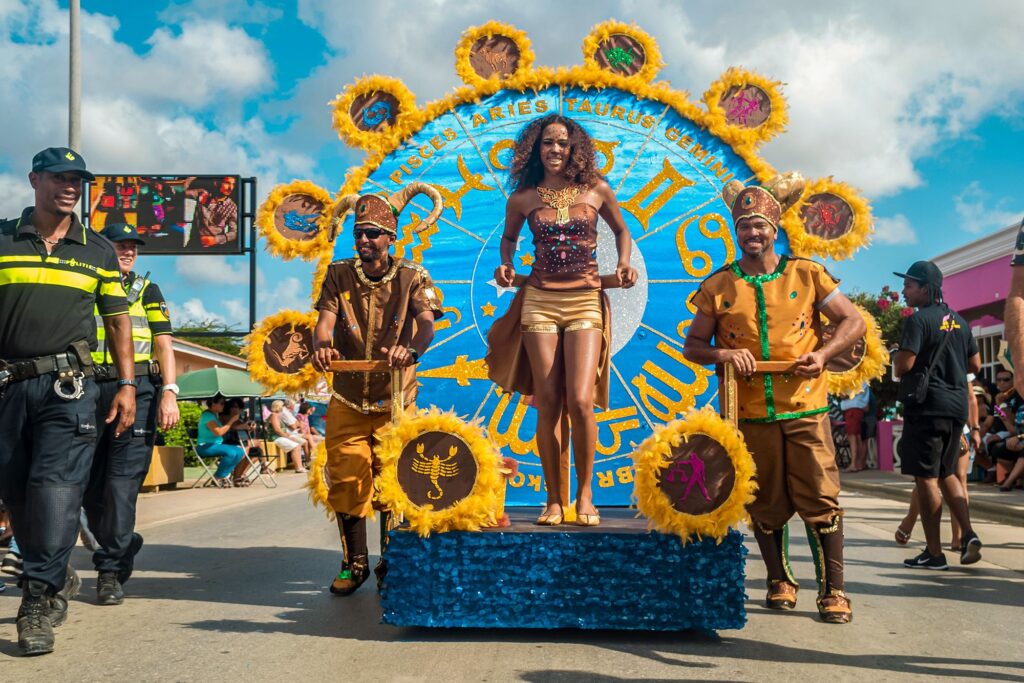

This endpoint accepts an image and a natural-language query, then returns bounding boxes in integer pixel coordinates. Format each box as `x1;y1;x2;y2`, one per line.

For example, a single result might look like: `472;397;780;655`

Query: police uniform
0;208;129;594
82;224;172;585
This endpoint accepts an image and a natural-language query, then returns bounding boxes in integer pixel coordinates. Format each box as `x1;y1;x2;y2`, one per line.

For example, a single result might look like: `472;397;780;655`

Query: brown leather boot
806;517;852;624
753;522;800;610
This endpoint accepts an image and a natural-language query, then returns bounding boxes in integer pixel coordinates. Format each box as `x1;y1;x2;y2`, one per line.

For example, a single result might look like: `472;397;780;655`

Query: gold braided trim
331;391;390;414
522;322;559;334
818;512;843;535
565;320;603;332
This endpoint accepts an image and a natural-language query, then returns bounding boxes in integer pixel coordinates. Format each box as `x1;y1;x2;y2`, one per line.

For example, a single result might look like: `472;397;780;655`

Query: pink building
932;221;1019;382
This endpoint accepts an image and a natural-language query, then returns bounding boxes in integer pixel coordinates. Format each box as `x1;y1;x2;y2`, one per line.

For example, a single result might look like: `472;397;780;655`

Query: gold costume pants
520;285;602;333
739;412;842;529
325;398;411;518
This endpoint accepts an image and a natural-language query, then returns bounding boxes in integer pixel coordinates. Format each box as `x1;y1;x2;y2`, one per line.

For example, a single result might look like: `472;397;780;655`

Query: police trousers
0;376;99;591
83;375;157;574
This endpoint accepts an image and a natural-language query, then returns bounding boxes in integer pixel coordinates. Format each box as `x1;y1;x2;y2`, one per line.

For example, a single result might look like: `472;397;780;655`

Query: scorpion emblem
411;443;460;500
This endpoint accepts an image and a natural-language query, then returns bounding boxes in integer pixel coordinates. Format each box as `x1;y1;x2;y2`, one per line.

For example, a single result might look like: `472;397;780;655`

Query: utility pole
69;0;81;150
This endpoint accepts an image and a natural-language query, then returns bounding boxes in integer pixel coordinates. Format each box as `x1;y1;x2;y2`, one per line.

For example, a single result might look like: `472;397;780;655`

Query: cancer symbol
411;443;461;500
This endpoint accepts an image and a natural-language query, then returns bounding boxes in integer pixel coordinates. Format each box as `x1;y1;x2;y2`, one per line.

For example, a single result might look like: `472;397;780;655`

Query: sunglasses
354;228;386;240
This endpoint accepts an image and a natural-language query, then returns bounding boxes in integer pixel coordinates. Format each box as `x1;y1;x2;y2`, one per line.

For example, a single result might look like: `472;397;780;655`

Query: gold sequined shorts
520;285;602;333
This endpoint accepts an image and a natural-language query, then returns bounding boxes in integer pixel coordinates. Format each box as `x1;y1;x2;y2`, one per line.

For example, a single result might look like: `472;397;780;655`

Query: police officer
83;222;179;607
0;147;136;656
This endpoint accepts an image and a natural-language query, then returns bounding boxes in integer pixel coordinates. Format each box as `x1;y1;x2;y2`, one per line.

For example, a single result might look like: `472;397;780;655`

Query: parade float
248;20;885;630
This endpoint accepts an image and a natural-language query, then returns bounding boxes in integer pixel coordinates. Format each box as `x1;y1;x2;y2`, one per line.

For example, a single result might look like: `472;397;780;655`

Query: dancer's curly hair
507;114;602;192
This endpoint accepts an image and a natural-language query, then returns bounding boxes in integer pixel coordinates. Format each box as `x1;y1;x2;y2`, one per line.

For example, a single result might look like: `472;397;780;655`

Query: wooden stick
755;361;799;373
328;359;391;373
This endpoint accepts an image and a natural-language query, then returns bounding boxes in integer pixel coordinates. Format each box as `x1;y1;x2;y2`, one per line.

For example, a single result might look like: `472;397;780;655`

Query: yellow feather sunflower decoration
330;74;422;153
823;303;890;398
374;408;503;537
454;21;535;88
244;309;322;395
783;177;873;261
632;407;756;543
582;20;663;83
703;68;788;149
305;441;333;519
256;180;335;261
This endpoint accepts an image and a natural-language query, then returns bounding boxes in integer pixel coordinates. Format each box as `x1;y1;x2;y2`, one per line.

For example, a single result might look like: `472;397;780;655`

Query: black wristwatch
409;348;420;363
117;378;137;389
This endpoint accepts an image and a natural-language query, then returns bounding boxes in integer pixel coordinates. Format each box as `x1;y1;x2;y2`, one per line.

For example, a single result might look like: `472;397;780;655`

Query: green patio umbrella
176;367;270;400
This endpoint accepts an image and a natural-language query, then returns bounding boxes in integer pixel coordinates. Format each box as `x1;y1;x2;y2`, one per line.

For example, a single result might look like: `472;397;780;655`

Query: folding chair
238;429;278;488
186;428;221;489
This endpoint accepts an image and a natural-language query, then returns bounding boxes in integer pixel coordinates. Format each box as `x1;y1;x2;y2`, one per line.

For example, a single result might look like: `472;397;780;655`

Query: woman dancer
486;114;637;526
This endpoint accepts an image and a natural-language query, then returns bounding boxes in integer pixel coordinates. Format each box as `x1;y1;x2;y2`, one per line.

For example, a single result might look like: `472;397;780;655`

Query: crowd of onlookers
973;369;1024;492
193;396;324;488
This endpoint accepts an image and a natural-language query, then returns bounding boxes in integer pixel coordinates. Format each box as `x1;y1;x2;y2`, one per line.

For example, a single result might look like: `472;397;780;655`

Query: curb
842;478;1024;528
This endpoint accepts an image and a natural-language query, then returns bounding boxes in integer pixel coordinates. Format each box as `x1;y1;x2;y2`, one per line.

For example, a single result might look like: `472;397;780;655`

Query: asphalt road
2;483;1022;682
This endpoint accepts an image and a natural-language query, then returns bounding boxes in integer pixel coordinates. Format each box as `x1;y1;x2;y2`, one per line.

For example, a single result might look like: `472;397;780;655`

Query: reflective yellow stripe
0;255;120;279
0;266;97;292
93;296;154;363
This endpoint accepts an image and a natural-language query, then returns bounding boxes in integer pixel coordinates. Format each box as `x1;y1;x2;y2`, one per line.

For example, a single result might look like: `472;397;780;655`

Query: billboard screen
87;175;243;254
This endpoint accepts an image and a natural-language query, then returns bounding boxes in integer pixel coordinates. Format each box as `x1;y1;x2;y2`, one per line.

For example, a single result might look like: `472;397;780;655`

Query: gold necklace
536;185;584;225
354;257;399;288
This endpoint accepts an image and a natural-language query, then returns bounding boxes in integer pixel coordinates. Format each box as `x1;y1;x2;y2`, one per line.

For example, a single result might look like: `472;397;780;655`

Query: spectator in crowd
269;400;306;473
990;395;1024;491
196;396;246;487
283;398;318;462
893;261;982;570
219;398;263;486
296;402;324;450
841;383;871;473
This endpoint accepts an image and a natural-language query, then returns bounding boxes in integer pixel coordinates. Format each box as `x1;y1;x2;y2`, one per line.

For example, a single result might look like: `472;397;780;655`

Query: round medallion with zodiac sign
656;433;736;516
396;431;479;509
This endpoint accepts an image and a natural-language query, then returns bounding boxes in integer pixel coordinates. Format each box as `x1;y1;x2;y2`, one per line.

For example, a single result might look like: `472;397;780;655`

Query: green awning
176;367;270;400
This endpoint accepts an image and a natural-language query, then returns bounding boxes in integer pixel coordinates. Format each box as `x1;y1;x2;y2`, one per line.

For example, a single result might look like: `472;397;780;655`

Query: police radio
126;271;150;304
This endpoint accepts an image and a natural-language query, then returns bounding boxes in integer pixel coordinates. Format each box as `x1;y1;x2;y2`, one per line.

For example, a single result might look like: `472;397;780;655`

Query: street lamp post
69;0;81;150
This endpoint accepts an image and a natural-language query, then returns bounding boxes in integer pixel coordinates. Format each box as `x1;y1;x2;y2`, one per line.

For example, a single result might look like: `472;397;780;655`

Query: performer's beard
358;245;384;262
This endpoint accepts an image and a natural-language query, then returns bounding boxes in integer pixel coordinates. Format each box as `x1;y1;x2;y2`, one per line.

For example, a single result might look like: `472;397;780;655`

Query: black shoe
47;567;82;627
117;533;144;585
17;580;54;656
960;532;983;565
903;550;948;570
97;572;125;606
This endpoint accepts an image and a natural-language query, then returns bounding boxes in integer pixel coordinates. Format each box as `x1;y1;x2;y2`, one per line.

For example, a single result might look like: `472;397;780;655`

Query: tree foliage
159;401;203;466
848;286;915;414
174;318;246;358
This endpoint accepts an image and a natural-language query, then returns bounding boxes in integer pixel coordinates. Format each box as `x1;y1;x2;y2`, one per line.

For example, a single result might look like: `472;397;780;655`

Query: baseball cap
31;147;95;181
99;223;146;245
893;260;943;288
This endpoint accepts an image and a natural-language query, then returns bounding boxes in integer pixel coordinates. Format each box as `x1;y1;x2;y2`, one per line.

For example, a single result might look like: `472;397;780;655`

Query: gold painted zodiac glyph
411;443;461;500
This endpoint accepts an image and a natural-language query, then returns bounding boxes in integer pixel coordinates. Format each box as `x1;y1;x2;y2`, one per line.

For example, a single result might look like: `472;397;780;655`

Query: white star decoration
487;278;517;298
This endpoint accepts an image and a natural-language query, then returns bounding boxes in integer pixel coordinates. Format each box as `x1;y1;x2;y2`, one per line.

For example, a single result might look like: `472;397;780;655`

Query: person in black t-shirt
893;261;983;571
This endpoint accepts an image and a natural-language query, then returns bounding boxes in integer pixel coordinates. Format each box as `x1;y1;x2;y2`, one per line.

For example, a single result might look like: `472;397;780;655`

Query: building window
972;323;1005;384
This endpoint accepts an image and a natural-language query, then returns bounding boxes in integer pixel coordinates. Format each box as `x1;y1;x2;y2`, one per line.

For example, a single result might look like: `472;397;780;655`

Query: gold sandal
574;506;601;527
817;590;853;624
536;508;563;526
765;580;798;610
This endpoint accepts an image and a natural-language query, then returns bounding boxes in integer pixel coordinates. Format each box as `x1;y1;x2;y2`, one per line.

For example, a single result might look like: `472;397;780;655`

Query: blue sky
1;0;1022;329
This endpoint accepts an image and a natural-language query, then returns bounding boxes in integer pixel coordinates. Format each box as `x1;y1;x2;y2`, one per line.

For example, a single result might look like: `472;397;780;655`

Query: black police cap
31;147;95;181
99;223;146;245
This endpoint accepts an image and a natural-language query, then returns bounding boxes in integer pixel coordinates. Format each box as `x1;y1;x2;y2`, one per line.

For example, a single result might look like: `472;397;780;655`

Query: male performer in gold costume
311;183;443;595
683;174;865;624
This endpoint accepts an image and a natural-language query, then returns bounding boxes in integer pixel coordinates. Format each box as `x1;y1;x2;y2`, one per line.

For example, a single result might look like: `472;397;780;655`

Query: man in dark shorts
894;261;982;570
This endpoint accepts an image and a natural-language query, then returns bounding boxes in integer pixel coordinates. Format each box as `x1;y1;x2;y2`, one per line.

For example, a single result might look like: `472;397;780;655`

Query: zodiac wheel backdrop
252;20;876;507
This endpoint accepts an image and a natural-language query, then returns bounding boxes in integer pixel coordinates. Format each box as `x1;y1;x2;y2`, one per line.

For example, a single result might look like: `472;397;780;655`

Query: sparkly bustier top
525;202;601;291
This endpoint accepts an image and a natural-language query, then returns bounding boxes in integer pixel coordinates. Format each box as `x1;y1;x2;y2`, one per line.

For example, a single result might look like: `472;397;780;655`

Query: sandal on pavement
894;526;912;545
765;580;798;610
817;590;853;624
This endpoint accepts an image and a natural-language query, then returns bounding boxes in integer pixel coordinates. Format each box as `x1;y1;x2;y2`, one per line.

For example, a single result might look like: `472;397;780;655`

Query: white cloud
170;297;224;324
175;254;249;286
290;1;1024;199
953;181;1023;234
256;273;309;318
0;0;314;218
872;214;918;245
223;299;249;327
0;173;33;216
